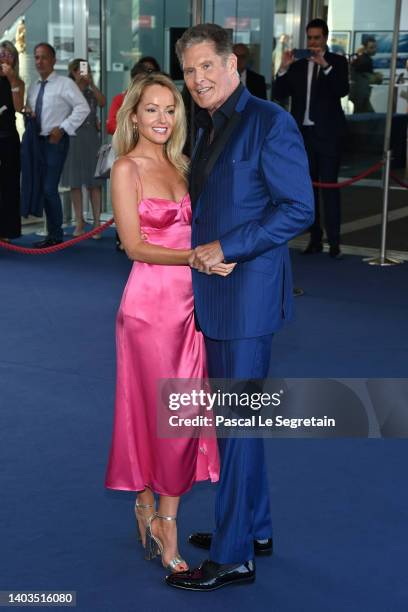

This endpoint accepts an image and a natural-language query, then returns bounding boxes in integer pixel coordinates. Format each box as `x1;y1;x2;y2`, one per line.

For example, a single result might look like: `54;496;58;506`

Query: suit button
195;219;199;224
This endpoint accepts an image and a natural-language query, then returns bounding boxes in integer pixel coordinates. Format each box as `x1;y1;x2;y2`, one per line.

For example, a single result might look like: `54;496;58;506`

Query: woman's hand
138;233;233;273
21;105;34;117
210;262;237;277
1;63;15;81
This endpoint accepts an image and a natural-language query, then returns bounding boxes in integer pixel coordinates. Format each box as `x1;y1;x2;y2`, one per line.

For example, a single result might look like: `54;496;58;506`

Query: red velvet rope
1;160;407;255
0;217;115;254
390;172;408;189
312;160;385;188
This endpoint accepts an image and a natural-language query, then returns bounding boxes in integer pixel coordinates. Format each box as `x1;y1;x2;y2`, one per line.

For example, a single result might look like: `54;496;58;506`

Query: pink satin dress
105;193;219;496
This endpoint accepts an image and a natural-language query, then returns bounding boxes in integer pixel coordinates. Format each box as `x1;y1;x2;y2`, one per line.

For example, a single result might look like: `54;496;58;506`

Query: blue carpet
1;236;408;611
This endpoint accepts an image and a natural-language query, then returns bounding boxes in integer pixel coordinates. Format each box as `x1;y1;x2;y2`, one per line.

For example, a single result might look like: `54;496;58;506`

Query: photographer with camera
61;58;105;238
273;19;349;259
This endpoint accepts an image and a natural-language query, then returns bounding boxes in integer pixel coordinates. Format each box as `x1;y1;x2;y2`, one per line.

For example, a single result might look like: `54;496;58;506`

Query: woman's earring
133;123;138;136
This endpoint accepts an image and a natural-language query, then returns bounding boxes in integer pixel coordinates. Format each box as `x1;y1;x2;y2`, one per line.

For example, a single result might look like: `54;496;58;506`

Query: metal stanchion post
366;0;403;266
367;150;401;266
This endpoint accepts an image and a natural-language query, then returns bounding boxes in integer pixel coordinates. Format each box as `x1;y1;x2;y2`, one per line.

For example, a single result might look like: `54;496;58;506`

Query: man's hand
49;127;64;144
210;262;237;277
279;50;295;72
372;71;383;84
189;240;225;274
310;47;329;68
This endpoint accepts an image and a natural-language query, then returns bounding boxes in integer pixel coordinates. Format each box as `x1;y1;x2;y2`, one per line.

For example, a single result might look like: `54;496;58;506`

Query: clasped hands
189;240;236;277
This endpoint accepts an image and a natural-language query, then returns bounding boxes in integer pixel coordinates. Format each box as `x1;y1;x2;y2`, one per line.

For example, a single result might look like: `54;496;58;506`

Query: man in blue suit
166;24;314;591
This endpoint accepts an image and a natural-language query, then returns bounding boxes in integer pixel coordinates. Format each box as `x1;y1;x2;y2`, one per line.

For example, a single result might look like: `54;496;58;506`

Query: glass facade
101;0;191;109
204;0;275;94
325;0;405;181
0;0;407;252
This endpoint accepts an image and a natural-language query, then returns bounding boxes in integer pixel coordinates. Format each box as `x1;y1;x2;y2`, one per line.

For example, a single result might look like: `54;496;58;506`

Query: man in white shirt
273;19;349;259
26;42;90;247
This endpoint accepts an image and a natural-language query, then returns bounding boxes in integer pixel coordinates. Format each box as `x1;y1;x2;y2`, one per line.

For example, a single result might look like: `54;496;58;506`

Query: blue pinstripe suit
191;87;314;564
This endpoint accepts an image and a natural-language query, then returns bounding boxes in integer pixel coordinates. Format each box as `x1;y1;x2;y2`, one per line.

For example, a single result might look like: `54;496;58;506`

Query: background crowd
0;19;406;253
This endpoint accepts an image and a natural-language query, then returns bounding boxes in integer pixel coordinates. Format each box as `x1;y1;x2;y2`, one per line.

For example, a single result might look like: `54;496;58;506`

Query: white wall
329;0;408;32
327;0;355;31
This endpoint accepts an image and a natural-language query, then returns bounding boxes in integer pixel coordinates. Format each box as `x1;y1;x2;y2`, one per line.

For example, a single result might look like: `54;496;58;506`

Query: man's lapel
191;127;204;161
297;59;309;117
202;110;242;184
191;87;250;211
189;127;205;198
310;62;319;104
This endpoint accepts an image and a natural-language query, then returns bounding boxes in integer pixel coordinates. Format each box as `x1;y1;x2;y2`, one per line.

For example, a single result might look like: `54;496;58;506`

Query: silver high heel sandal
144;513;188;573
134;501;155;545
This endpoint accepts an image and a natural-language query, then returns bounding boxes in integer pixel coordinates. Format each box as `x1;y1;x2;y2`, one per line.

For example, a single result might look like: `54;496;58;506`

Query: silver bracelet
11;87;20;93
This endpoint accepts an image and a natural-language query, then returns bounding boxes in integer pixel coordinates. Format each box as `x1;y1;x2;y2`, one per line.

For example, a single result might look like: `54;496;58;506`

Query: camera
79;61;88;77
293;49;312;60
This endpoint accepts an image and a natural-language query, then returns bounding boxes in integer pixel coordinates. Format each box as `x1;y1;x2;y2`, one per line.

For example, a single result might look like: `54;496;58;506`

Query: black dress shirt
189;83;243;206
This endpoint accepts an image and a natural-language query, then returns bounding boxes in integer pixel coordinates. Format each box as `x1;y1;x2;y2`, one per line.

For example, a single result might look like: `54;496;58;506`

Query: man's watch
59;127;66;135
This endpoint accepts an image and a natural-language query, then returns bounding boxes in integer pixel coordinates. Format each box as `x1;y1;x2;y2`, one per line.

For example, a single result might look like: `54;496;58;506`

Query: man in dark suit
273;18;349;258
165;23;313;592
233;43;267;100
350;36;383;113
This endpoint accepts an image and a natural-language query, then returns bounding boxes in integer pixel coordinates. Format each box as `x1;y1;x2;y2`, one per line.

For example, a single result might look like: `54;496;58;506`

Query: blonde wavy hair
113;73;188;178
0;40;19;77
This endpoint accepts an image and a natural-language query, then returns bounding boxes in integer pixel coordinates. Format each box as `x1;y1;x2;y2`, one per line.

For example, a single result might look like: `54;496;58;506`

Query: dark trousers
301;127;341;248
38;135;69;241
204;334;273;564
0;132;21;238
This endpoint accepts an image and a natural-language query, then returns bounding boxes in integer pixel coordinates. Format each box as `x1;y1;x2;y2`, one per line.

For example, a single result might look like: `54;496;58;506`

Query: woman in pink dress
105;73;233;573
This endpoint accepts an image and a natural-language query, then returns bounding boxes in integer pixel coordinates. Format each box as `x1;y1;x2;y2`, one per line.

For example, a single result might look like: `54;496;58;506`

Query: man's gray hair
175;23;233;65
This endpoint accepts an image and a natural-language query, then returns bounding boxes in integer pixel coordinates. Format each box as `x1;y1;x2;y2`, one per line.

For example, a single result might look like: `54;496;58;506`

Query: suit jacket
273;51;349;148
245;68;267;100
190;87;314;340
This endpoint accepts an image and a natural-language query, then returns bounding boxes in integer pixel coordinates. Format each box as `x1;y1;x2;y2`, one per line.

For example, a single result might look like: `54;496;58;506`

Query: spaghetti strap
126;156;144;204
121;156;188;204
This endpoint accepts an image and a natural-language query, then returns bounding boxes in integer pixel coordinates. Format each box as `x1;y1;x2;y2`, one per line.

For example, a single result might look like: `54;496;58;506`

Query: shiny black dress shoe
33;238;63;249
188;532;273;556
165;559;255;591
329;245;343;259
302;242;323;255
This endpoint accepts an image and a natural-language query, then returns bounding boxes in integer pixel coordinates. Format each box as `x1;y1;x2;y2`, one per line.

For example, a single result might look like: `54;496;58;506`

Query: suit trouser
204;334;273;564
301;127;341;248
38;135;69;241
353;98;374;114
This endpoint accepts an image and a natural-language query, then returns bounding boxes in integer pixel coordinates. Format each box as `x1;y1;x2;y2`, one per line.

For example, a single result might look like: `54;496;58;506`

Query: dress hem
105;474;218;497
